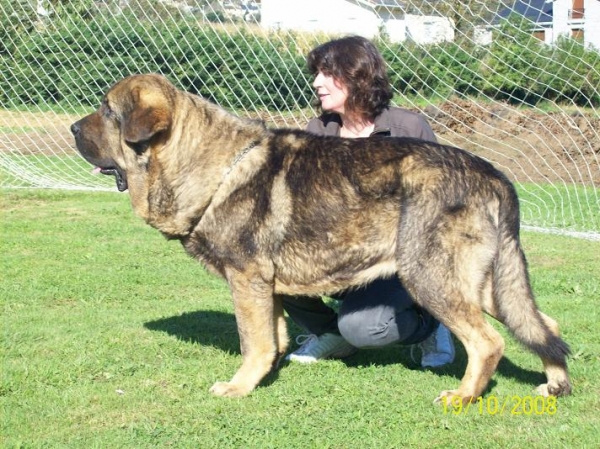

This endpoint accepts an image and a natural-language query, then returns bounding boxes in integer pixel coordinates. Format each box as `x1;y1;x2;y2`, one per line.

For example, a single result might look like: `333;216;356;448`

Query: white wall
260;0;454;44
473;25;493;45
261;0;381;38
551;0;600;49
403;14;454;45
552;0;571;39
384;20;407;42
584;0;600;49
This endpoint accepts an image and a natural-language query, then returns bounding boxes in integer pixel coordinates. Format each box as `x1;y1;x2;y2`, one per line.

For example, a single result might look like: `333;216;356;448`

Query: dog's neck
226;140;259;175
145;104;266;238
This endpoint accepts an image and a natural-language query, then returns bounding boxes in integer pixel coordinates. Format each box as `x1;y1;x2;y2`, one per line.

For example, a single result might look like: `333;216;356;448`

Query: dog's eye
126;140;149;155
101;101;117;119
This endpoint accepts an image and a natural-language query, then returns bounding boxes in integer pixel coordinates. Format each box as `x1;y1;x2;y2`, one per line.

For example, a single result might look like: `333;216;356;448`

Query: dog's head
72;73;268;236
71;73;174;193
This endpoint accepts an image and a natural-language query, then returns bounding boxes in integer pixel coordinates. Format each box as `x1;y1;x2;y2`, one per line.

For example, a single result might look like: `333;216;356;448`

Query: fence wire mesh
1;0;599;238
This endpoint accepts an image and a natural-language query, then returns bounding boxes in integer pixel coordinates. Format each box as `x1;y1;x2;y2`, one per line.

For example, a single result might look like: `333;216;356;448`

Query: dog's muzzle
71;123;129;192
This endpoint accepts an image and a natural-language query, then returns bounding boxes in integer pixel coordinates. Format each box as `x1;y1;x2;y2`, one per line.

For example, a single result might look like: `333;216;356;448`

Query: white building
260;0;454;44
487;0;600;49
551;0;600;48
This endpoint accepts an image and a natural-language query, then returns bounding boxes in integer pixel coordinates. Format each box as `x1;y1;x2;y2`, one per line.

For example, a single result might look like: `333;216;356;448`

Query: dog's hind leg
396;204;508;404
481;269;571;398
490;225;572;397
404;272;505;404
209;266;281;397
398;257;505;403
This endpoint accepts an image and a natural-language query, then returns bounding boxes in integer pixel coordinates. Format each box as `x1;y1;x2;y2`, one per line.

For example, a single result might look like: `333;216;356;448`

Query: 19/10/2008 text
442;395;558;416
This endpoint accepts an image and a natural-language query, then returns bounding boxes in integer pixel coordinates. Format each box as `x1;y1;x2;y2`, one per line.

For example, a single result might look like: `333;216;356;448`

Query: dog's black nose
70;123;80;135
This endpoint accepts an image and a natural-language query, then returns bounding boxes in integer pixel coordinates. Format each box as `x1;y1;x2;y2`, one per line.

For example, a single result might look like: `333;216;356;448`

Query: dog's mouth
94;166;128;192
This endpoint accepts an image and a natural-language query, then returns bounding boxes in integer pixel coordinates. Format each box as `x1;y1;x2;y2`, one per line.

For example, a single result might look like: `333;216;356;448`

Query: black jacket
306;107;437;142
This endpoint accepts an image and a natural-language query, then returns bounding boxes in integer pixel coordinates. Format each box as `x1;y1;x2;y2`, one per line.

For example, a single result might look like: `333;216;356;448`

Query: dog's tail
492;186;570;364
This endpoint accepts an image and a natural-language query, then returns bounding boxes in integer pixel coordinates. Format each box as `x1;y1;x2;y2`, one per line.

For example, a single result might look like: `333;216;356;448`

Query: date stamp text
441;395;557;416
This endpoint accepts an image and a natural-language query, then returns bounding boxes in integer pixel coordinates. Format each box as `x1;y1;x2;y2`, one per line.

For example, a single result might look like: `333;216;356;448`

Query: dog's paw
209;381;252;398
433;390;475;406
535;381;572;397
433;389;457;406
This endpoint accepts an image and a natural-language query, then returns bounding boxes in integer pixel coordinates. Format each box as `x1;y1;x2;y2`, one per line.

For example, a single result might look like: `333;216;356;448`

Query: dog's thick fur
71;74;571;403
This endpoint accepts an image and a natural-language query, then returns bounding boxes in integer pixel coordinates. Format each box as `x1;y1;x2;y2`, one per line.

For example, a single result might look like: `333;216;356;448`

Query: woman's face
312;71;348;115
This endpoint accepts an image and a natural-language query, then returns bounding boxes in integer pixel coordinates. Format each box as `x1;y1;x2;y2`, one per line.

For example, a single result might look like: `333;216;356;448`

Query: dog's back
270;130;572;401
265;132;509;291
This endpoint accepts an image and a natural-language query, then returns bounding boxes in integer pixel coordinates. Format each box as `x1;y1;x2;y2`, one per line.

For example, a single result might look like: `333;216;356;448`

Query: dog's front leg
209;267;281;398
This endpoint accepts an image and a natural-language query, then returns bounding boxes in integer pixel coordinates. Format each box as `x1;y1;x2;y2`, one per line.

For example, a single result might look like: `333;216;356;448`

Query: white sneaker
417;324;455;368
285;333;357;364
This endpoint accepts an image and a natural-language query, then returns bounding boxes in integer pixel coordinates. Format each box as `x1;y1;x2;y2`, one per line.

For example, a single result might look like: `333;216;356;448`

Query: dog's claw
209;381;251;398
434;390;475;406
536;381;572;397
536;383;551;397
433;390;455;405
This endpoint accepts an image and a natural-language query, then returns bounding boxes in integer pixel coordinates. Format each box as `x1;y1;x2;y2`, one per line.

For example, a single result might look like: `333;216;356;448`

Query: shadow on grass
145;311;547;393
496;356;547;388
144;310;241;355
144;309;285;389
342;337;545;387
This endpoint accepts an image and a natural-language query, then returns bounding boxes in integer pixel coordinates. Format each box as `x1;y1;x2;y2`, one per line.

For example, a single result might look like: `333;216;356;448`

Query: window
570;0;585;19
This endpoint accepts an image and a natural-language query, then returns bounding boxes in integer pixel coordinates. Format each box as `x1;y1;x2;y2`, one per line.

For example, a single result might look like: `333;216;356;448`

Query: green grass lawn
1;190;599;448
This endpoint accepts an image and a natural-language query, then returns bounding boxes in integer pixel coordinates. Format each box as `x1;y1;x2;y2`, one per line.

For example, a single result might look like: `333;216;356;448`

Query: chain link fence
1;0;599;237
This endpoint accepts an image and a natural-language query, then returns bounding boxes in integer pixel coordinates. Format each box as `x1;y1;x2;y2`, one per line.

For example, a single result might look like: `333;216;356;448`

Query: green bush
474;16;600;106
1;12;599;111
0;13;312;111
478;17;552;104
550;35;600;107
383;40;487;100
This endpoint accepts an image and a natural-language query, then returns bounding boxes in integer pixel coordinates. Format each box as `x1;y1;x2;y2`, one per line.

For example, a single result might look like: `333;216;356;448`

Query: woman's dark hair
306;35;393;121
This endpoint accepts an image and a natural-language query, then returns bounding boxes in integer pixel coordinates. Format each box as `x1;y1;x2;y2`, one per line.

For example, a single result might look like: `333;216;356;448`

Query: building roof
350;0;405;9
371;0;405;7
497;0;553;24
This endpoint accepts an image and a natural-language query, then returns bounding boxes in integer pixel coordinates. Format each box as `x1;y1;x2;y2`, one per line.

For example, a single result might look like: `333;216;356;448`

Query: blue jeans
282;277;437;347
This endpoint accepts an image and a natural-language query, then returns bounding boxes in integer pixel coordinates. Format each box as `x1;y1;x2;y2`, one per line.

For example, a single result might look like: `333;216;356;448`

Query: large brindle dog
71;73;571;403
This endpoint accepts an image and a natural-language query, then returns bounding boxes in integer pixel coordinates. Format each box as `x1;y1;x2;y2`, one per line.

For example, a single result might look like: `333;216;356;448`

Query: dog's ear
122;86;171;149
